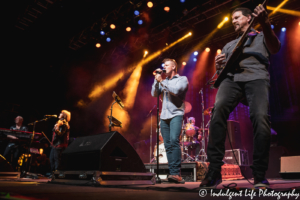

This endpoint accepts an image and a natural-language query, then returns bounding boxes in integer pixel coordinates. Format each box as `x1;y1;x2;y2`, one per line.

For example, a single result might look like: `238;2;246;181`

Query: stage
1;178;300;200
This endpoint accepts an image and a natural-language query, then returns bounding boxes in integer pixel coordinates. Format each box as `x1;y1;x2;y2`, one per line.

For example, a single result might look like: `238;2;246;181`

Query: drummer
185;117;201;157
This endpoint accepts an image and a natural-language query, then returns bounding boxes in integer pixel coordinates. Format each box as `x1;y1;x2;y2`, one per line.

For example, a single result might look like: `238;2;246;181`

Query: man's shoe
168;175;185;184
199;169;222;188
254;177;270;188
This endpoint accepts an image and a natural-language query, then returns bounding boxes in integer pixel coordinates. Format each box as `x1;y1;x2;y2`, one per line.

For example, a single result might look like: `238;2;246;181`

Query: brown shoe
168;175;185;184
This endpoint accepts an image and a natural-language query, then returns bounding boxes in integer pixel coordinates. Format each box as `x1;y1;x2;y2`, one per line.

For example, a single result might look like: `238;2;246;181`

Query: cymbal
204;107;213;115
184;101;192;114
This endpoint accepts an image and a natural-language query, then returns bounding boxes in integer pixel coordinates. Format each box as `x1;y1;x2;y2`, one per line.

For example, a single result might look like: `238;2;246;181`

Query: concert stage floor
0;178;300;200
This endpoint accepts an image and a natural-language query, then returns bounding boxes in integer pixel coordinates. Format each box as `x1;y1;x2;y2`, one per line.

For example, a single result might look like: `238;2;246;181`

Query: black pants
49;148;64;171
207;77;271;179
3;143;19;168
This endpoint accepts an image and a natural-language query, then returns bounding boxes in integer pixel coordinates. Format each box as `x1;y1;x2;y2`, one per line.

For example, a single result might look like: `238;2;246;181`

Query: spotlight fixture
110;24;116;29
95;43;101;48
193;51;198;56
126;27;131;32
161;63;164;67
205;48;210;52
134;10;140;16
182;62;186;65
224;17;229;21
147;1;153;8
106;37;111;42
164;7;170;12
138;20;143;25
180;0;185;2
193;58;197;62
271;24;274;29
217;49;222;54
100;31;105;35
281;27;286;32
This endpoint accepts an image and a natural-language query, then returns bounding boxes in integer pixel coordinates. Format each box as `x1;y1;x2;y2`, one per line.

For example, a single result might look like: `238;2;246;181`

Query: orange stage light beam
267;6;300;17
192;50;210;87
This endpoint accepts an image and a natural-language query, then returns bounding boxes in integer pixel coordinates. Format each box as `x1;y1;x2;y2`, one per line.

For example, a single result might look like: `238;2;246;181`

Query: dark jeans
49;148;64;171
160;115;183;175
3;143;19;168
207;77;271;179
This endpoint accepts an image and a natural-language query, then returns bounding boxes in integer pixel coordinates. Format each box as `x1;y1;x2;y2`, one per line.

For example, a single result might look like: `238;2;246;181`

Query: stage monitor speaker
280;156;300;179
225;120;242;150
60;131;146;172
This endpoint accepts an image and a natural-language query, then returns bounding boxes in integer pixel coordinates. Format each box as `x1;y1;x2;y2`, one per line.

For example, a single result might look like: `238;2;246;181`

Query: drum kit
151;100;214;163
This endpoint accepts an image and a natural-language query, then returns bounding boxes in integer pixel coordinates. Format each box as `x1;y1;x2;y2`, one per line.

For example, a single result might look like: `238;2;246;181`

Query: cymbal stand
196;88;207;162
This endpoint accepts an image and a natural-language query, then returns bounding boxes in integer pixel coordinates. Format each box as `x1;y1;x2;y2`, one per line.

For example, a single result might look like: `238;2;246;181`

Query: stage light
110;24;116;29
217;49;222;54
147;1;153;8
106;37;111;42
100;31;105;35
126;27;131;32
180;0;185;2
193;58;197;62
162;63;164;67
194;51;198;56
217;16;230;29
144;50;148;58
271;24;274;29
188;32;192;35
267;6;300;17
138;20;143;25
299;21;300;26
281;27;286;32
134;10;139;16
182;62;186;65
166;43;168;46
95;43;101;48
164;7;170;12
205;48;210;52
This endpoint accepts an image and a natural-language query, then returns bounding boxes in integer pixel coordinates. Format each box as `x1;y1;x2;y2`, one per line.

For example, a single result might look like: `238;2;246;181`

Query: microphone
44;115;57;118
112;91;124;109
153;69;166;75
199;88;203;94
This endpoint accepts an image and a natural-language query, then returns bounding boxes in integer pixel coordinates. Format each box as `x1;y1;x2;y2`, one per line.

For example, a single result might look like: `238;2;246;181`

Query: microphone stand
22;117;51;178
147;105;156;163
155;82;161;184
197;89;207;162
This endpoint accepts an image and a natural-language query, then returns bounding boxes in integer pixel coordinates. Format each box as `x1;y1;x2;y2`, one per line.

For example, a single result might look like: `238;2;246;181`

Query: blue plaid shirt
151;74;189;120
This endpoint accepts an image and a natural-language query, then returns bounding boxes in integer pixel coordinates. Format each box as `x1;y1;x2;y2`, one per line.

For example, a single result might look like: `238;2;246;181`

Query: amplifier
224;149;249;166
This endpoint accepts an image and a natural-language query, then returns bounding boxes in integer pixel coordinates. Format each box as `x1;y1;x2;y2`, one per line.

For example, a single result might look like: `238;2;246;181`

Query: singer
49;110;71;174
151;58;188;183
200;6;281;188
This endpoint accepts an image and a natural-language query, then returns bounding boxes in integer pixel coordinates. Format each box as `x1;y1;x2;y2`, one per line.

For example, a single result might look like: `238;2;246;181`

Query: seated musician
49;110;71;173
3;116;28;169
185;117;200;158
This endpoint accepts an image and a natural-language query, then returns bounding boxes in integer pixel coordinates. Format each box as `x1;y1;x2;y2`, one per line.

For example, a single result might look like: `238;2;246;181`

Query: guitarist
200;5;280;188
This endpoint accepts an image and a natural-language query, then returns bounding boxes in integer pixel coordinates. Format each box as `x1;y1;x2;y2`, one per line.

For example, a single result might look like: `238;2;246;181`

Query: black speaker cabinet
225;120;242;150
60;131;146;172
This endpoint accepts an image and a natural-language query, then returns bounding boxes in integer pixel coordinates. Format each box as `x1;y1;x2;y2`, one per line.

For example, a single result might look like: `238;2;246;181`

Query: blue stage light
162;63;164;67
271;25;274;29
193;58;197;62
134;10;139;16
180;0;185;2
281;27;286;32
194;51;198;56
100;31;105;35
138;20;143;25
106;37;111;42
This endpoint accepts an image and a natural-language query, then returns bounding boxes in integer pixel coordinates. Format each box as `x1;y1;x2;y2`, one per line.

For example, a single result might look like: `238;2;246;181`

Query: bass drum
153;142;168;163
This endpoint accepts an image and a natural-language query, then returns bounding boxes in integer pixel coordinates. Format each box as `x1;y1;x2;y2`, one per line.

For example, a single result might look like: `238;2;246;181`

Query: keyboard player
3;116;28;169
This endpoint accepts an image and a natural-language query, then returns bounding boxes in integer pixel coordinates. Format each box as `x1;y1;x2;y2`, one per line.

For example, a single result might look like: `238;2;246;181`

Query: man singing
200;5;280;188
151;58;189;183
